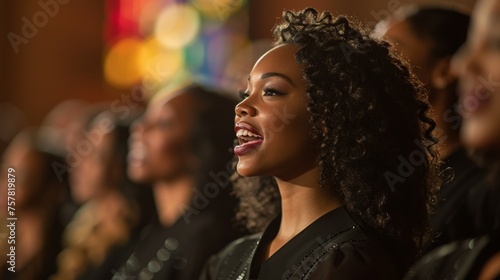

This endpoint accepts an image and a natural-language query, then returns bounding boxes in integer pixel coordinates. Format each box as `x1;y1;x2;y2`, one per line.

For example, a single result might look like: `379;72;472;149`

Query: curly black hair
232;8;443;263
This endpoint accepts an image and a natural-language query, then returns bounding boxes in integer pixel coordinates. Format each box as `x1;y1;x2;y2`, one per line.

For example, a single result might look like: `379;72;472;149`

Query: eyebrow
247;72;296;87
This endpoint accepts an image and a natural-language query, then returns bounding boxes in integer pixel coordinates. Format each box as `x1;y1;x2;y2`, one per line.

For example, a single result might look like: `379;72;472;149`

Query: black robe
110;208;243;280
426;148;491;252
202;206;406;280
404;181;500;280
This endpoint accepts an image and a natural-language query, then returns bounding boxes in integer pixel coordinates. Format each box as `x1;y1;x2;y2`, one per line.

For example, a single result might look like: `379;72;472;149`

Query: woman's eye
238;90;249;100
263;88;283;96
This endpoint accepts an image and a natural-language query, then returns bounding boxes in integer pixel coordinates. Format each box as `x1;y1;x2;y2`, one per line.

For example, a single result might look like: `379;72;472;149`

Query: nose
130;117;144;134
129;117;145;145
451;43;480;79
235;98;257;117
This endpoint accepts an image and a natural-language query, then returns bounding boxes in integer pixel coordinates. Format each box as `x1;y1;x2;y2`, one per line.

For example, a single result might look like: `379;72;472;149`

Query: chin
236;160;262;177
461;121;500;153
72;191;90;204
236;167;254;177
127;168;149;184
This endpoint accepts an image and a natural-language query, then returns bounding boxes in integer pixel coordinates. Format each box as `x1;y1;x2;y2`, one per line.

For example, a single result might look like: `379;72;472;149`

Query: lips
234;122;263;156
128;142;146;166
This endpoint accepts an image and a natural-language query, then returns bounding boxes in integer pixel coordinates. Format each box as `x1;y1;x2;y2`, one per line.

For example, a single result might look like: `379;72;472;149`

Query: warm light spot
104;38;145;88
190;0;245;20
154;4;200;49
138;37;185;88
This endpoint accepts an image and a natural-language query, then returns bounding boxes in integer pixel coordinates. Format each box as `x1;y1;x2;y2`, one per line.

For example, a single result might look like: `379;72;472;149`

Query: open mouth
236;129;263;145
234;122;264;156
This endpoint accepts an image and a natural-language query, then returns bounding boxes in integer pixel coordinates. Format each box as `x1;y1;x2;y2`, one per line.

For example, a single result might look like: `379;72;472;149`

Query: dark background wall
1;0;112;126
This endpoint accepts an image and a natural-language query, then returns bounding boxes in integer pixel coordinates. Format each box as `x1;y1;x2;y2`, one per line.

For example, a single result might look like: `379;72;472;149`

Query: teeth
236;129;261;138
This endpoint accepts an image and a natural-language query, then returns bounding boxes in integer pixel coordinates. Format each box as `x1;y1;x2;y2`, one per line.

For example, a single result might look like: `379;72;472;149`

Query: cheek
485;49;500;70
278;110;311;144
151;136;184;161
16;179;32;205
461;53;500;151
263;109;316;161
16;169;43;206
71;158;105;199
461;109;500;151
261;105;304;142
148;132;190;170
84;157;106;182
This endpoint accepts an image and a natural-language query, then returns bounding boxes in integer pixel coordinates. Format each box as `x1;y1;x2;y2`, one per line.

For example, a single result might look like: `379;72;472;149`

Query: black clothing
202;206;405;280
404;231;500;280
1;211;63;280
112;206;242;280
405;179;500;280
77;184;158;280
427;148;491;252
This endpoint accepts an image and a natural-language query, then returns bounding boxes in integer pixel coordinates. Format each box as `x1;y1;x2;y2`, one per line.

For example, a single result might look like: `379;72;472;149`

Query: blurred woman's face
453;0;500;152
70;124;115;204
1;142;44;209
234;44;319;180
127;93;195;183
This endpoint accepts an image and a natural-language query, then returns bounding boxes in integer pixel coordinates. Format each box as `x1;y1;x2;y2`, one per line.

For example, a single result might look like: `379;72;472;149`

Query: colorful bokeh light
138;37;185;90
104;38;145;88
190;0;245;20
154;4;201;49
104;0;248;90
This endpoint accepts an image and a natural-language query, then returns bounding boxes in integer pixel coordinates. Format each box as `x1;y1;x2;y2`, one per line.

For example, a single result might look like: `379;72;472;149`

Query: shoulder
200;233;261;280
304;236;402;280
214;233;261;267
404;233;498;280
290;226;403;280
283;208;406;279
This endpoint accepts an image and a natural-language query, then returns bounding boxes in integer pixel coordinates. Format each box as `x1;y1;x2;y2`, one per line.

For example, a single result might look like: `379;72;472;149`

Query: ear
430;56;454;90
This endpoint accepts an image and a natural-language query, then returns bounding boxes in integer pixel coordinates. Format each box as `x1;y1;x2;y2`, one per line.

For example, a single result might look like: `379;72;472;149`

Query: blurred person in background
404;0;500;278
379;6;492;252
0;103;27;156
39;99;92;228
112;83;243;280
50;109;155;280
41;99;90;155
0;128;67;280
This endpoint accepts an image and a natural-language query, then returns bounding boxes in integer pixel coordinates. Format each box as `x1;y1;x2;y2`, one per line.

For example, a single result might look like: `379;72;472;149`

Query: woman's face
128;93;195;183
70;124;115;204
452;0;500;152
1;143;44;208
235;44;319;180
